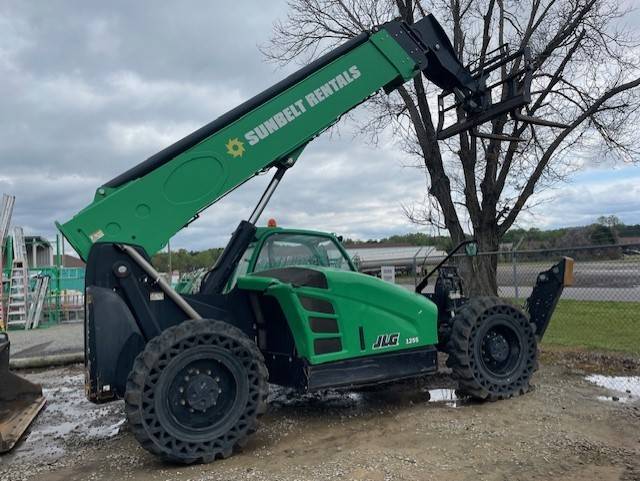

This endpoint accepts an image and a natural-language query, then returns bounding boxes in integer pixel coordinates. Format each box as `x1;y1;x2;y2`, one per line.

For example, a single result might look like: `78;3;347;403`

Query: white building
346;245;446;274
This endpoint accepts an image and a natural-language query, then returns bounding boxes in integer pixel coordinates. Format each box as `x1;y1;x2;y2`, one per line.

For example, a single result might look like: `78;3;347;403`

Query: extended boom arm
58;14;534;260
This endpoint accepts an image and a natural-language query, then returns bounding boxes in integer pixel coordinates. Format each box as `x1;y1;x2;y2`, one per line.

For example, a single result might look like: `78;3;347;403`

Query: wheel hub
486;332;509;362
185;373;220;411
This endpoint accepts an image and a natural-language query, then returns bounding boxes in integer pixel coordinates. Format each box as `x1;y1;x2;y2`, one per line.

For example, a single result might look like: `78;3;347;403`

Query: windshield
254;233;352;272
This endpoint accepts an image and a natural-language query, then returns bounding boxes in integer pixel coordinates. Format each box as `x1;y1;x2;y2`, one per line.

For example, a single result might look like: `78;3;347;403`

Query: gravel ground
1;356;639;481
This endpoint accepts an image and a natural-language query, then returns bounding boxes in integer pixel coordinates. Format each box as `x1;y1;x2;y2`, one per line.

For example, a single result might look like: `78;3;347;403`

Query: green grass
542;299;640;354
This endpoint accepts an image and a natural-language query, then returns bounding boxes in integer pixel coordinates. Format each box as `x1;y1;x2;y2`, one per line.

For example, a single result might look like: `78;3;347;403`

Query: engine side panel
238;266;438;365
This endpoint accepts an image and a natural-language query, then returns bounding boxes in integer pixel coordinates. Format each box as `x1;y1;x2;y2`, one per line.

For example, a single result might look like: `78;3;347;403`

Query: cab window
254;233;352;272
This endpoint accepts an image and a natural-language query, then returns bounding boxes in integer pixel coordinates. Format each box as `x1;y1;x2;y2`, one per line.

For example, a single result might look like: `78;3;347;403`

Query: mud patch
541;347;640;374
268;386;364;410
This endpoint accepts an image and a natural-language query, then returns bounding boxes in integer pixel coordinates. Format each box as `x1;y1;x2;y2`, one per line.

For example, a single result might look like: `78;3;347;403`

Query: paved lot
1;358;639;481
400;283;640;302
7;322;83;360
496;260;639;289
497;285;640;302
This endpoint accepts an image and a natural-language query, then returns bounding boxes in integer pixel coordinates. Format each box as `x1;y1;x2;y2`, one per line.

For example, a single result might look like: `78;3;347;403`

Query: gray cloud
516;170;640;230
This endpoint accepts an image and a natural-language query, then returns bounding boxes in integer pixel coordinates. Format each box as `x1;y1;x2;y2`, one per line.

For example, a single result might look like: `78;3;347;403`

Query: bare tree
263;0;640;294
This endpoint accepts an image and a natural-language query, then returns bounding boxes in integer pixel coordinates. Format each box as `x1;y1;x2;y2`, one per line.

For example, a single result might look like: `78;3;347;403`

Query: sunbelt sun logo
225;138;245;158
224;65;362;158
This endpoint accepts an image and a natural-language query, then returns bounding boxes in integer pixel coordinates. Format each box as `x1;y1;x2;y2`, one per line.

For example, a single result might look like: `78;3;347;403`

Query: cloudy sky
1;1;639;253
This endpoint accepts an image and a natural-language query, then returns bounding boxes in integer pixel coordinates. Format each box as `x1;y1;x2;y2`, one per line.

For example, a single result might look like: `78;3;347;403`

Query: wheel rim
477;318;524;379
153;346;249;444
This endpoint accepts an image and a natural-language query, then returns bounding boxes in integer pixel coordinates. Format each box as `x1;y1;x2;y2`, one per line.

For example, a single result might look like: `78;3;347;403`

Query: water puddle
424;388;460;408
585;375;640;403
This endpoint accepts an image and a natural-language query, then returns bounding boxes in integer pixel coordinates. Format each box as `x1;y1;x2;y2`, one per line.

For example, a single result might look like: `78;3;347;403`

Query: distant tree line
156;217;638;273
346;217;639;252
502;216;637;250
152;247;222;273
343;233;453;252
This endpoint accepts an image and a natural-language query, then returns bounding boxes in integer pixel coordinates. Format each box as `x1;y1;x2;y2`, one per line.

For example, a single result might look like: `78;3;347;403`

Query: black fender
85;286;145;402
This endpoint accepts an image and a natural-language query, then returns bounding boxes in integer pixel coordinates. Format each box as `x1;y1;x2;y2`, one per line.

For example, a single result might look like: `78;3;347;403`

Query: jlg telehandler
30;13;571;463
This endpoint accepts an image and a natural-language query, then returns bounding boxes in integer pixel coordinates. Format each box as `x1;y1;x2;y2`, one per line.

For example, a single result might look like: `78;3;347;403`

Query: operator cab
226;226;355;292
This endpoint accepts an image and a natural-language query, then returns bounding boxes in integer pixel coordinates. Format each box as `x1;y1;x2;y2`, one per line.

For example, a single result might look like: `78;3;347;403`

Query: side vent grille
314;337;342;355
298;295;335;314
309;317;339;334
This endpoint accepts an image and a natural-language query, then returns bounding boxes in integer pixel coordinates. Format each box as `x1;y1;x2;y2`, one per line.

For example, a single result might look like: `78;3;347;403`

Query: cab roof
254;226;340;241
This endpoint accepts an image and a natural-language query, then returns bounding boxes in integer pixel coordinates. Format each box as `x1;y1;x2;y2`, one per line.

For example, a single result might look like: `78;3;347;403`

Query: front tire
125;319;268;464
445;297;537;401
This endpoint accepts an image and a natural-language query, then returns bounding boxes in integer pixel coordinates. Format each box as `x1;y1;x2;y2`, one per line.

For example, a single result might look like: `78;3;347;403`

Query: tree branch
499;75;640;234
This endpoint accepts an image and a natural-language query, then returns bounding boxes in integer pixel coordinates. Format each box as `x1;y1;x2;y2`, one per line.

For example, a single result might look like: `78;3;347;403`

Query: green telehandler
8;13;571;463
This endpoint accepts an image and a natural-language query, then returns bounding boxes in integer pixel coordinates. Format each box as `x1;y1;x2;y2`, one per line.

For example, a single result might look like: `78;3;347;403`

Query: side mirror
464;242;478;257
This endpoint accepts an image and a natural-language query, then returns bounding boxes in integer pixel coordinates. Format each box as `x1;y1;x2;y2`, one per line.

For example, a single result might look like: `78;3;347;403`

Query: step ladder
6;227;29;330
26;276;49;329
0;194;16;331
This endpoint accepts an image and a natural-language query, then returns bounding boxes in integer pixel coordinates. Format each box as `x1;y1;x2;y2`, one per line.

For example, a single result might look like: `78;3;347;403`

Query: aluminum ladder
6;227;29;329
26;276;49;329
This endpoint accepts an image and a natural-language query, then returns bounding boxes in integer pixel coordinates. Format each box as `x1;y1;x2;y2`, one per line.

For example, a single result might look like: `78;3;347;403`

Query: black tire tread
125;319;268;464
445;296;538;402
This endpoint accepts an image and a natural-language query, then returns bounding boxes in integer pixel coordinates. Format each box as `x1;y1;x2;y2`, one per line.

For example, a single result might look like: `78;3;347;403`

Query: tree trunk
460;230;499;296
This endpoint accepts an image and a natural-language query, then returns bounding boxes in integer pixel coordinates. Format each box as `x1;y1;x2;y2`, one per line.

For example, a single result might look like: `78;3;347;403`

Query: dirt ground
1;354;639;481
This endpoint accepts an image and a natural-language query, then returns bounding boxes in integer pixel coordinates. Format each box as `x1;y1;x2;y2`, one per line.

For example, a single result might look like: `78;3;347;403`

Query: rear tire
124;319;268;464
445;297;537;401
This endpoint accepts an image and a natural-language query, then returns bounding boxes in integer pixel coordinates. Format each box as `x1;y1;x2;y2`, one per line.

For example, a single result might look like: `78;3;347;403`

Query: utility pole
168;239;172;284
512;237;525;300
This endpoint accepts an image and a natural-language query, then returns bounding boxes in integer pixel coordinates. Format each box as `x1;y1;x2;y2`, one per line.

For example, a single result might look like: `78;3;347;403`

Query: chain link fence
29;267;85;325
413;243;639;357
